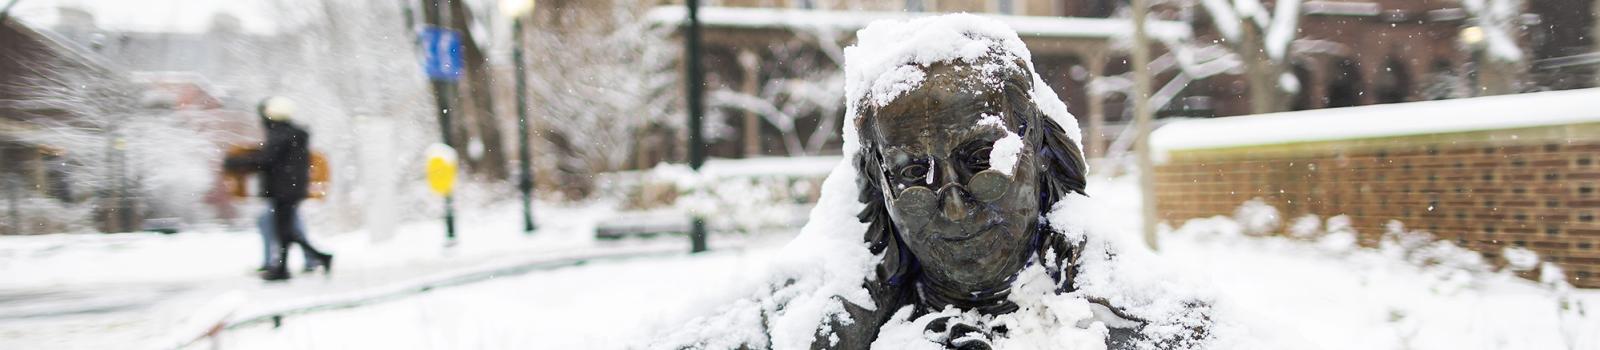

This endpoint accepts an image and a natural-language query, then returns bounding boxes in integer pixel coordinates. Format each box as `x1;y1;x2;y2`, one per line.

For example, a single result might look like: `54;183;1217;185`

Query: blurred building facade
0;13;260;234
0;17;110;234
620;0;1596;165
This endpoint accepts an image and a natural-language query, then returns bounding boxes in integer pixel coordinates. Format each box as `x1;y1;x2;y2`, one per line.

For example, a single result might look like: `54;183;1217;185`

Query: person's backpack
223;145;332;200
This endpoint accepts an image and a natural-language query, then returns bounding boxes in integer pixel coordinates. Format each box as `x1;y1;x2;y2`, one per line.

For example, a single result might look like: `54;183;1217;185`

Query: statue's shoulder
809;281;912;349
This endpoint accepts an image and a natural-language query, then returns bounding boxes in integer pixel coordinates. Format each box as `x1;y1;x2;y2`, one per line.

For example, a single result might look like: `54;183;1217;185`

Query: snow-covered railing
645;6;1191;42
1151;88;1600;158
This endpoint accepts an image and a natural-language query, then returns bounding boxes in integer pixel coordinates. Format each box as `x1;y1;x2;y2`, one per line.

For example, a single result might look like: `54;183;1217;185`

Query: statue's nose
940;186;970;220
934;158;971;220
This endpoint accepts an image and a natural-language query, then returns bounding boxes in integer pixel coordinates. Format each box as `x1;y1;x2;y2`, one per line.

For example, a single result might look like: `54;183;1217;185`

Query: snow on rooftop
1151;88;1600;157
645;6;1192;42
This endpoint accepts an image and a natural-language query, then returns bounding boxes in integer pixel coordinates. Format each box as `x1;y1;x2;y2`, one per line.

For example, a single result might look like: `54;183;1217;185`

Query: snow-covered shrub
1232;198;1280;236
523;1;680;195
1287;214;1321;239
1316;215;1359;254
1502;247;1541;272
643;162;818;234
0;197;94;235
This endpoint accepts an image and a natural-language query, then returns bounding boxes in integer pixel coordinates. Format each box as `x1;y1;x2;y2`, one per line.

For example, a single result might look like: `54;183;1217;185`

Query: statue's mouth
937;222;997;242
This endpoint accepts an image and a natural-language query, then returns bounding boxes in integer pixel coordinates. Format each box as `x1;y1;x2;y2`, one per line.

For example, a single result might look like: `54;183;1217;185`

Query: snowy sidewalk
0;202;743;349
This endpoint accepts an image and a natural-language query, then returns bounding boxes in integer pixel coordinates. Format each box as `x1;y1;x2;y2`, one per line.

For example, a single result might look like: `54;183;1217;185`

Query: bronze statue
654;15;1209;350
823;52;1099;350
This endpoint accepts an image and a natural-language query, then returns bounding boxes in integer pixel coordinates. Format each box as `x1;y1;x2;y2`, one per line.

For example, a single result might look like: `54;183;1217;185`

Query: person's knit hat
261;96;297;122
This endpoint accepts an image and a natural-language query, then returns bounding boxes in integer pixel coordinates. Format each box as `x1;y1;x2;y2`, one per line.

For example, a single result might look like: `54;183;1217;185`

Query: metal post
426;0;457;242
6;176;18;235
685;0;708;253
116;136;133;233
513;19;536;234
1132;0;1159;251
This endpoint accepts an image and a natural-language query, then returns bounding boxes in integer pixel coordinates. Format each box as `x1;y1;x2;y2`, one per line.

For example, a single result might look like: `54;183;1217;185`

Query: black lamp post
684;0;708;253
509;6;537;234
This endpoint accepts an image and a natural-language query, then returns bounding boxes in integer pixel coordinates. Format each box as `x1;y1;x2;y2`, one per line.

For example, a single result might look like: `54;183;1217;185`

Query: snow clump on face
981;114;1025;176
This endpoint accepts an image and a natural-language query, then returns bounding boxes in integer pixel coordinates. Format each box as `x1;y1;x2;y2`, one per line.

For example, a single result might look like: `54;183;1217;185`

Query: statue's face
869;63;1040;295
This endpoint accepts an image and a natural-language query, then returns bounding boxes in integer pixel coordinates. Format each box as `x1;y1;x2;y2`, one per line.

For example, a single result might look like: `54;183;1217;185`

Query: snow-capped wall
1151;90;1600;288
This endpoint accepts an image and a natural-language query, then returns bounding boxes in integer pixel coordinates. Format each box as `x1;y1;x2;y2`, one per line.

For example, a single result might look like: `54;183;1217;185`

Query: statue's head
851;39;1086;312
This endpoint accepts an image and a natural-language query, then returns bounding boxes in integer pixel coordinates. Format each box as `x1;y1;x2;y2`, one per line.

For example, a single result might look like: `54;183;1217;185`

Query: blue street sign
421;26;464;82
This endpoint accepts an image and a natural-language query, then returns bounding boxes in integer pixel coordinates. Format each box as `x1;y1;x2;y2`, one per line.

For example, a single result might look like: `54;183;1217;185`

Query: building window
906;0;924;12
797;0;815;9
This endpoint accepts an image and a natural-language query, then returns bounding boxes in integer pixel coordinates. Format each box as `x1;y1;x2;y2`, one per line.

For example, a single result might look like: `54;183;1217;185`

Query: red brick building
1152;89;1600;287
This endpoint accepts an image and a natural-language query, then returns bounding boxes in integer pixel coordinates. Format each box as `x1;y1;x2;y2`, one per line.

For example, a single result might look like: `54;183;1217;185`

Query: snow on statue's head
843;14;1087;314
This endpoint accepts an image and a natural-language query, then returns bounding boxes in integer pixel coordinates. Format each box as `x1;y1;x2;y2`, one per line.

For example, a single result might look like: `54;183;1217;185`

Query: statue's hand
925;316;997;350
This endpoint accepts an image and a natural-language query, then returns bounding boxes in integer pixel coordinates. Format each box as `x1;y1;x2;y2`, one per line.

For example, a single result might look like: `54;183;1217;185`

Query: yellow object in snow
426;144;458;196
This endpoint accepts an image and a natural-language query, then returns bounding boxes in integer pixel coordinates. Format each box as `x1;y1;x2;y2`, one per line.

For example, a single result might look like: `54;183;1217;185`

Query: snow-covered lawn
201;175;1600;349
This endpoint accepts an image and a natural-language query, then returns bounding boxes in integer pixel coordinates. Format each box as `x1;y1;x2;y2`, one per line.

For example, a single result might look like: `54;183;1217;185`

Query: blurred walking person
226;97;332;281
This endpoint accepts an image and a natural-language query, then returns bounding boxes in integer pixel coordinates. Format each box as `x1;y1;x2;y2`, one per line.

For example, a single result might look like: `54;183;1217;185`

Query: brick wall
1155;123;1600;288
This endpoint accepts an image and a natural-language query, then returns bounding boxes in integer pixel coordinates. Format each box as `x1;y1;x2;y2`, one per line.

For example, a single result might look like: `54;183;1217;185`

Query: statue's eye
968;146;993;170
898;164;929;182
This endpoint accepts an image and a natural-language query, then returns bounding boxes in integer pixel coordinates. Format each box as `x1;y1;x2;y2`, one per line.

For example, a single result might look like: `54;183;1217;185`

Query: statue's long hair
853;58;1088;293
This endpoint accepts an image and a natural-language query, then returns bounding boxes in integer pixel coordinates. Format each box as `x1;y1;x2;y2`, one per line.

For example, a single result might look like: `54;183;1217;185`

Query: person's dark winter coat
226;120;311;202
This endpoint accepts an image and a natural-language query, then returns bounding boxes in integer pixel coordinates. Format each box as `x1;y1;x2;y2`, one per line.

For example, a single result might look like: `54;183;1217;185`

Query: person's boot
302;255;323;273
260;268;291;281
309;254;333;275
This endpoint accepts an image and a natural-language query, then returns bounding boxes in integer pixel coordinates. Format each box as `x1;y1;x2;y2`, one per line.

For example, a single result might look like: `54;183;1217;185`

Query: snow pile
1502;247;1541;272
1158;193;1597;349
644;157;838;231
1286;214;1321;239
1232;198;1281;236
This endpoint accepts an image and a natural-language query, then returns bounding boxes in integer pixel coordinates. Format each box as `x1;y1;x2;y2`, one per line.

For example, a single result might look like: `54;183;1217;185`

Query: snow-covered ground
181;174;1600;350
216;247;782;349
0;200;749;349
0;201;602;289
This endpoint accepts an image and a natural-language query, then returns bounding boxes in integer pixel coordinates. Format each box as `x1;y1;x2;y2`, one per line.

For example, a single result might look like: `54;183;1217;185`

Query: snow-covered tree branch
1190;0;1302;113
706;29;845;157
1461;0;1525;62
520;1;679;196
